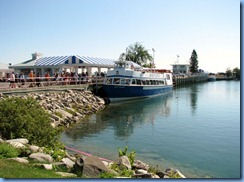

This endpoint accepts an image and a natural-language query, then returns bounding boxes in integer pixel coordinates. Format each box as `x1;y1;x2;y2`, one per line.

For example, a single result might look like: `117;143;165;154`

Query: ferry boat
102;60;173;102
208;75;216;81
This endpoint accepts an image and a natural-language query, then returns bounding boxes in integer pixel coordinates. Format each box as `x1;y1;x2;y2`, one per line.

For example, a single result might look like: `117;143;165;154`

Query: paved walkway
0;82;90;94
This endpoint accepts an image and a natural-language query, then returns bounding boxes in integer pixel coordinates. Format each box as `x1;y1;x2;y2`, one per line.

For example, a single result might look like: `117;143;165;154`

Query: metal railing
0;76;105;90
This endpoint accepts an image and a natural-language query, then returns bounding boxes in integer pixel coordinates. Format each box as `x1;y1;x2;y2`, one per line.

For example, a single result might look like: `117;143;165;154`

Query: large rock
10;157;29;164
76;156;117;178
56;172;77;177
7;141;26;148
29;145;40;153
29;153;53;163
117;155;131;170
6;138;29;145
136;169;147;175
133;160;149;170
61;157;75;168
164;168;186;178
35;164;53;170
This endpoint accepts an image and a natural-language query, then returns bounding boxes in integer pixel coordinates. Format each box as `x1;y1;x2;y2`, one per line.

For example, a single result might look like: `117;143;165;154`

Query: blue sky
0;0;240;73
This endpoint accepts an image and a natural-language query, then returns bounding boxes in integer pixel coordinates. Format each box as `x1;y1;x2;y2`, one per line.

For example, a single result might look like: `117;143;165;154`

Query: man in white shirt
9;72;16;88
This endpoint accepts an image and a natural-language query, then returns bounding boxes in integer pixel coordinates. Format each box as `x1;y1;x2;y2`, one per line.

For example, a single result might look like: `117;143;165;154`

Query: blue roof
35;56;71;66
11;55;142;68
35;55;118;66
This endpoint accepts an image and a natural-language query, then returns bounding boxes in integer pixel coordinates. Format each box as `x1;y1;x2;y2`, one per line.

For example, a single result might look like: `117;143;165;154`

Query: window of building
72;56;76;64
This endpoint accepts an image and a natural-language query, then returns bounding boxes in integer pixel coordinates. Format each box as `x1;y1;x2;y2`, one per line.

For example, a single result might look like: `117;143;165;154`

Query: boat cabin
114;61;137;70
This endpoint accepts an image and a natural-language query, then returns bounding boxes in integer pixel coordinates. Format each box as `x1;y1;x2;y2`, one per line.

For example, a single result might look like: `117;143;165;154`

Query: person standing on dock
45;72;51;86
9;72;16;88
29;71;34;87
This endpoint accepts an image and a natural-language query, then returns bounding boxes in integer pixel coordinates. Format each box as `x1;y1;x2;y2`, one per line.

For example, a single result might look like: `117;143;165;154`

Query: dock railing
0;76;105;91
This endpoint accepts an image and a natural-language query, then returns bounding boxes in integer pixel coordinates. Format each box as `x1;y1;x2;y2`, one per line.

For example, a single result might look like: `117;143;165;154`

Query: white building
171;64;190;74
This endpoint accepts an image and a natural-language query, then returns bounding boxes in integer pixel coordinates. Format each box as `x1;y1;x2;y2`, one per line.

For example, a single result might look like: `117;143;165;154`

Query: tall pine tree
189;49;198;73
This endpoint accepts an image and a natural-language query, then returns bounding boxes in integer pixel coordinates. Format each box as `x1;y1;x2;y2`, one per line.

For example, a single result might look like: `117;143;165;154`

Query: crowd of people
6;70;105;89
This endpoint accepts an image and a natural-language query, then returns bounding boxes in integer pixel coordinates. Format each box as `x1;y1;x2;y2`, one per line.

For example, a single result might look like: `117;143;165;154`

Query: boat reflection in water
62;92;173;142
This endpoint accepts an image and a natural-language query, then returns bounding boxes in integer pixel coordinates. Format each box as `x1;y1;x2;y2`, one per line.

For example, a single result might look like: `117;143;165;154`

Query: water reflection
190;84;198;115
63;93;173;140
174;84;199;116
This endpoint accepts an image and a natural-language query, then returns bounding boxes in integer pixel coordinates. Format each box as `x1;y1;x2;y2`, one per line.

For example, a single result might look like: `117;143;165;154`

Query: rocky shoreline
0;89;186;178
0;89;105;128
0;138;186;178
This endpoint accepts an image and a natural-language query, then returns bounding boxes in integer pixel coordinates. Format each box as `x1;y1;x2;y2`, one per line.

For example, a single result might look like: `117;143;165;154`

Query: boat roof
114;60;142;69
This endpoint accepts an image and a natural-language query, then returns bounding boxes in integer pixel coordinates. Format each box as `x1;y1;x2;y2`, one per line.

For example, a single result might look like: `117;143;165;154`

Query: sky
0;0;240;73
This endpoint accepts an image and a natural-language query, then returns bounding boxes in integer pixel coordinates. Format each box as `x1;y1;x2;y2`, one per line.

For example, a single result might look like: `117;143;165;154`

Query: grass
0;159;67;178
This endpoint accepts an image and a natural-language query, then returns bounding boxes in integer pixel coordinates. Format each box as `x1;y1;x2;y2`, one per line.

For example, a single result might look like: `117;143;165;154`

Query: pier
173;74;208;86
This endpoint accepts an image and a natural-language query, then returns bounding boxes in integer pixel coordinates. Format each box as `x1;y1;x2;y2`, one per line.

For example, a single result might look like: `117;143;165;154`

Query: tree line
119;42;240;79
119;42;199;72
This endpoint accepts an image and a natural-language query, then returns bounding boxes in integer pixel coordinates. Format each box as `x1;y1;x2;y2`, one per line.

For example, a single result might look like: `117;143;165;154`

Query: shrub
0;143;20;159
0;97;62;148
118;146;136;166
99;171;116;178
44;144;66;162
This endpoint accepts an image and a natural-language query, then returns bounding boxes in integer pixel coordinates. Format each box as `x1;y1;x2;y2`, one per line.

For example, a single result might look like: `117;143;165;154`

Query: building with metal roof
10;52;142;78
9;53;119;77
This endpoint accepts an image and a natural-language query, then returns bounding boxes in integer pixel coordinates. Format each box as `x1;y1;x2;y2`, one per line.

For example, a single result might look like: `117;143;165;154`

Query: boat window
121;78;130;85
125;79;130;85
158;80;164;85
113;78;120;84
120;78;125;84
131;79;136;84
166;74;171;80
136;79;142;85
146;80;150;85
106;78;112;84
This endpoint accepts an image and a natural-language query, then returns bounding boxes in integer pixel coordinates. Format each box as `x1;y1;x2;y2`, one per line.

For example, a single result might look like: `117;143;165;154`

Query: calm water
61;81;240;178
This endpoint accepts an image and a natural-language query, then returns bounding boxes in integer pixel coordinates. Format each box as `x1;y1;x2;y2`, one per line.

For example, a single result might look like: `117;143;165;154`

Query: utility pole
152;48;155;68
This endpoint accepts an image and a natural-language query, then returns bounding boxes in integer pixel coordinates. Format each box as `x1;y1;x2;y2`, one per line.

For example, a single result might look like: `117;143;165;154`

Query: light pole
152;48;155;68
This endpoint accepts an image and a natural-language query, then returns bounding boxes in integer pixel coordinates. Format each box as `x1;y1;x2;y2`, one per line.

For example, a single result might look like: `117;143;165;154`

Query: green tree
226;67;232;78
0;97;62;147
189;49;199;73
232;67;240;80
119;42;153;67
